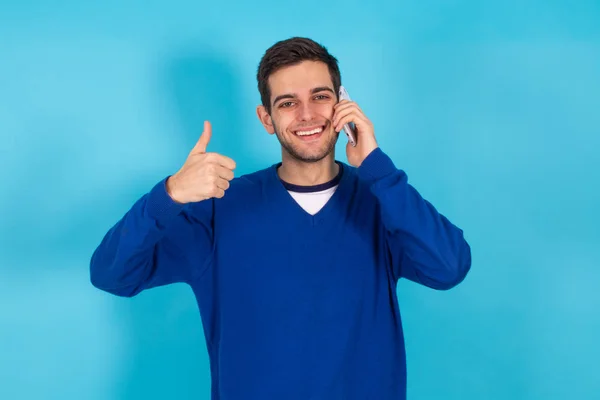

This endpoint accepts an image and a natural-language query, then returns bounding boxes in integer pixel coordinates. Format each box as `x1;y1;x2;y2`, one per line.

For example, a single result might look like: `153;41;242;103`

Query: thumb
191;120;212;154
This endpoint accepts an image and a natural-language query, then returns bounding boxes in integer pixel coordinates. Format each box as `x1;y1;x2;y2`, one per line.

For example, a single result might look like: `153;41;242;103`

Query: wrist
166;175;185;204
357;147;398;183
361;144;379;165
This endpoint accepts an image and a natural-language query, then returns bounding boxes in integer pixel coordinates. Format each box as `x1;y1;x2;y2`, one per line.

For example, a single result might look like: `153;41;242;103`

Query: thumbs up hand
166;121;237;204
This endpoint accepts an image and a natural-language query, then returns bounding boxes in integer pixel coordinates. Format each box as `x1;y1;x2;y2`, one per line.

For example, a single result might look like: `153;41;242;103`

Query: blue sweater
90;148;471;400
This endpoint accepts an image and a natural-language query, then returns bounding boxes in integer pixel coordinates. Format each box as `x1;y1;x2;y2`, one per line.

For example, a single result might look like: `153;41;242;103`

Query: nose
297;101;316;121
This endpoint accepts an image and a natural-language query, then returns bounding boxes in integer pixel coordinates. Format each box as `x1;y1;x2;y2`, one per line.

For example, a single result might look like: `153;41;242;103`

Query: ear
256;105;275;135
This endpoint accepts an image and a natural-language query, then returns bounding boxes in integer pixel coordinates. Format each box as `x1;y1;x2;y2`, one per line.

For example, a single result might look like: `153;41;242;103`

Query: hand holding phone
338;86;357;147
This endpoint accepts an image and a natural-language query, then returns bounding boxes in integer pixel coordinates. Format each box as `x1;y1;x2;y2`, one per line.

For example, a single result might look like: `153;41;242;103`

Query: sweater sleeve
89;176;214;297
357;148;471;290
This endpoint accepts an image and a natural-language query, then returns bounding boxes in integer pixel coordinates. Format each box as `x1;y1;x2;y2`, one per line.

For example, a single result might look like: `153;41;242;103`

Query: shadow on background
115;48;257;400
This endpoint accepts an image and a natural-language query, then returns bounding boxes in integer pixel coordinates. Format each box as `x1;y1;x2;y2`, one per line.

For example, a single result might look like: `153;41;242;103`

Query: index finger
208;153;237;170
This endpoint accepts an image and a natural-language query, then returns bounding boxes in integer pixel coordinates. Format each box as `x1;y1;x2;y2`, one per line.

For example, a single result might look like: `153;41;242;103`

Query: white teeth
296;127;323;136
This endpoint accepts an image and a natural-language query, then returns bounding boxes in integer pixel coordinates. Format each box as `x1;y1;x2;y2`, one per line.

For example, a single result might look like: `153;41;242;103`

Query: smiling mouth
294;125;326;137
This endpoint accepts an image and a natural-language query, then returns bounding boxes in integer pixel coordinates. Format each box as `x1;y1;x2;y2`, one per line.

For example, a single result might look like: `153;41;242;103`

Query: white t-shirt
280;162;343;215
287;185;338;215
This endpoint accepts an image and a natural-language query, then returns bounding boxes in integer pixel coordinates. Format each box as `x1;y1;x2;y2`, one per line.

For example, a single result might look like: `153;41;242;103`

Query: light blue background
1;1;599;399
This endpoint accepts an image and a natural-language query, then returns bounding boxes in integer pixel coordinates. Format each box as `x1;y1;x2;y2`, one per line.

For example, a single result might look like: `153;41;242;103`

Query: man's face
258;61;339;163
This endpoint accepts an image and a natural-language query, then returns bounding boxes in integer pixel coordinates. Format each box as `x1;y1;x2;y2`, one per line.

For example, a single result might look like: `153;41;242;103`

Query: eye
280;101;294;108
314;94;330;100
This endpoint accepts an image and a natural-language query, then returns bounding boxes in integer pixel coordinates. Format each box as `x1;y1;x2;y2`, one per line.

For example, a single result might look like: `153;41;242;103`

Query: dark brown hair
257;37;341;115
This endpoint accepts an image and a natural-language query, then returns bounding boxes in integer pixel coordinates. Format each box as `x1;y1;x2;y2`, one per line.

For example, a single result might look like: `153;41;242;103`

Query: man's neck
277;156;339;186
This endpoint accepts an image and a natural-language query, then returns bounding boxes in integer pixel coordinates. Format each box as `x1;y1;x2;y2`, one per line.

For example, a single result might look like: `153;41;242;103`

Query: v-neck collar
267;160;355;224
279;161;344;193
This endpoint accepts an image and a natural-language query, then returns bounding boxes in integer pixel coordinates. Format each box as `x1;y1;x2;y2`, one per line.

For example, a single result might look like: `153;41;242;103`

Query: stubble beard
272;120;339;163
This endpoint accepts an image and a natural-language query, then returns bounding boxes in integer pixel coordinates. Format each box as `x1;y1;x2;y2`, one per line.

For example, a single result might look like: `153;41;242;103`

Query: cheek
272;114;292;134
319;104;335;121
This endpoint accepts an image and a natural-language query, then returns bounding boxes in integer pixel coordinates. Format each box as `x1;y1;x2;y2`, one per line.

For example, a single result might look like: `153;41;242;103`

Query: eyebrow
272;86;335;107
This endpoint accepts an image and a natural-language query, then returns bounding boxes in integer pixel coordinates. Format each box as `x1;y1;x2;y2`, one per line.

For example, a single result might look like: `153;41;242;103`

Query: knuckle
205;172;216;183
196;153;208;164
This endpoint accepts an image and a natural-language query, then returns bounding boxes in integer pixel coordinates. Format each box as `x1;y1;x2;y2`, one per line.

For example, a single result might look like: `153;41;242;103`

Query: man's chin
296;154;328;163
276;129;337;163
289;146;333;163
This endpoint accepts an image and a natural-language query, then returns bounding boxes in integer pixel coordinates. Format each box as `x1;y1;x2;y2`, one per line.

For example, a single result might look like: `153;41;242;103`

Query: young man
90;37;472;399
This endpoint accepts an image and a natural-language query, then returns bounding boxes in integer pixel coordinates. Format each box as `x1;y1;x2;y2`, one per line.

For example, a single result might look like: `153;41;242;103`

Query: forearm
89;177;192;296
357;148;471;289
